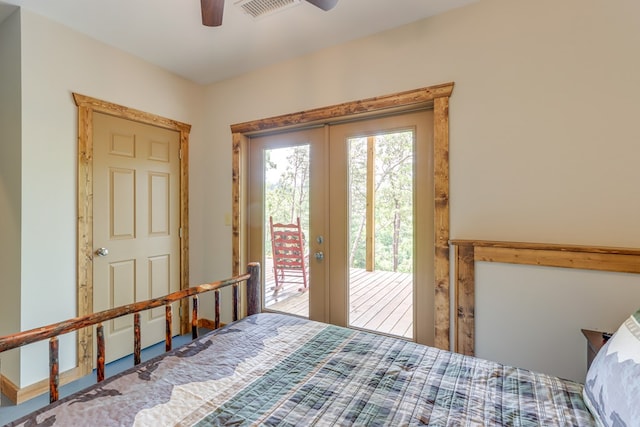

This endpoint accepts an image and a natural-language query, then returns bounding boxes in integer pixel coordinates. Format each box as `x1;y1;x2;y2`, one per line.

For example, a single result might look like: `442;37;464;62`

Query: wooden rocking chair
269;216;308;296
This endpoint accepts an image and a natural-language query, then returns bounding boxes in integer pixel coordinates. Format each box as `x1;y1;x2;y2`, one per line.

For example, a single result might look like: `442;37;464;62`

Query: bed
1;262;636;426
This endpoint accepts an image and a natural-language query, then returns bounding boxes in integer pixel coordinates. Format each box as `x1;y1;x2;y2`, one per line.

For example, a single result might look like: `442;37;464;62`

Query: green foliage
264;145;310;256
263;131;414;274
349;132;414;273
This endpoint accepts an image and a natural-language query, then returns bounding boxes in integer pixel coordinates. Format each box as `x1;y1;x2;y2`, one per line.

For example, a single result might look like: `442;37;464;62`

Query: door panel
149;173;171;235
248;127;327;321
329;110;434;344
110;260;135;332
93;112;181;363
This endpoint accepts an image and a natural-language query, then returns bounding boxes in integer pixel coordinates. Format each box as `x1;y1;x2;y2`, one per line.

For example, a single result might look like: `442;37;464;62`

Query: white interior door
93;112;181;363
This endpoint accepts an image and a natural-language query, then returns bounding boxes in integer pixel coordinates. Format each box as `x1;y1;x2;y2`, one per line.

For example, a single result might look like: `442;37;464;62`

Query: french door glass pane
263;145;310;318
347;131;414;339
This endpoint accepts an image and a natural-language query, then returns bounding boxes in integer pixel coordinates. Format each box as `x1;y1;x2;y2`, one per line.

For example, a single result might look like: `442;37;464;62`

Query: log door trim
74;93;191;377
230;82;454;350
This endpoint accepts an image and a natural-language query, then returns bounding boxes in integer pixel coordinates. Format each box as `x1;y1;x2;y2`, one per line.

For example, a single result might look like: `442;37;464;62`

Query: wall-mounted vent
234;0;302;19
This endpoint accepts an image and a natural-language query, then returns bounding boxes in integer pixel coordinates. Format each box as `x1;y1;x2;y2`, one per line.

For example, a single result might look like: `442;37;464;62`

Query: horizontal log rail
0;262;261;403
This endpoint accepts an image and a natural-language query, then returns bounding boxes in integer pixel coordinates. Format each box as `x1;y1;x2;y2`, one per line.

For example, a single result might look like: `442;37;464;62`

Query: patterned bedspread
8;313;595;426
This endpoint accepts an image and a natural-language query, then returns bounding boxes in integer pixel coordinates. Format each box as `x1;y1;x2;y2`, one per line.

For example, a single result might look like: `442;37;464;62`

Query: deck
264;259;413;339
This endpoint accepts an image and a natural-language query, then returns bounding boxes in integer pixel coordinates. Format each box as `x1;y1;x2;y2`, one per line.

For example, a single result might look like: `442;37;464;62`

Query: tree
349;138;368;268
264;145;310;255
374;132;413;273
264;132;414;274
348;131;414;273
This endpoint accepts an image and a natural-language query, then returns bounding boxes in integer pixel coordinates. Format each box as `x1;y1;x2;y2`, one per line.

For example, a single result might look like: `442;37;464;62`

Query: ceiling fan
201;0;339;27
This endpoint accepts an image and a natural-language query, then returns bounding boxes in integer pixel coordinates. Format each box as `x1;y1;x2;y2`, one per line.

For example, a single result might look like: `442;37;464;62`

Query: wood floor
264;260;413;339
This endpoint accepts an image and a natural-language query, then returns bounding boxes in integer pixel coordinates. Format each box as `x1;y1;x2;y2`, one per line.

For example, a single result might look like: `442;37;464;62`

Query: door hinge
179;148;183;159
179;227;183;238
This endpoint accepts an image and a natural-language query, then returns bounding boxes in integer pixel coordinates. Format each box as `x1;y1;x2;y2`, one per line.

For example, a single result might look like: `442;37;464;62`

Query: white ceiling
0;0;477;85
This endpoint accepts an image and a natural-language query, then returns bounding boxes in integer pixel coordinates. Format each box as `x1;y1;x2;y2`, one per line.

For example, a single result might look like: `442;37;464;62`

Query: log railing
0;262;261;403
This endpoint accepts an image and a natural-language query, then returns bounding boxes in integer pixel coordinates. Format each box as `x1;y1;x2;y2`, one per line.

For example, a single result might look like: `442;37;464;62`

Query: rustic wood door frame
230;83;453;350
74;94;191;377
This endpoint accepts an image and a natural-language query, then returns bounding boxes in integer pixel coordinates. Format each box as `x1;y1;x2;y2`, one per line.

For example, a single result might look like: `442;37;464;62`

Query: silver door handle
95;247;109;257
314;251;324;260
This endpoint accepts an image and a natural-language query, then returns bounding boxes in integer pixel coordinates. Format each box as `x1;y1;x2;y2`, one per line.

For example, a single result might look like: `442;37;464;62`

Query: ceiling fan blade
201;0;225;27
305;0;338;11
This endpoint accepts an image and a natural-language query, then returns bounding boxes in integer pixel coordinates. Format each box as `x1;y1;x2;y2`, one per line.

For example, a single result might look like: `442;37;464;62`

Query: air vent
234;0;302;19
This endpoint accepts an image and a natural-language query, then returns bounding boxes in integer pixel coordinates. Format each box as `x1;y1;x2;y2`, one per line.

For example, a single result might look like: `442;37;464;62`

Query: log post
96;324;105;382
247;262;261;316
191;296;199;339
134;313;141;365
214;290;220;329
232;285;239;322
165;305;172;351
49;337;59;403
454;244;475;356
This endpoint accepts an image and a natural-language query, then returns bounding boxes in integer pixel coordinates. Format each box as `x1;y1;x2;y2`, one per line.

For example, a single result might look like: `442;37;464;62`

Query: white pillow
583;308;640;427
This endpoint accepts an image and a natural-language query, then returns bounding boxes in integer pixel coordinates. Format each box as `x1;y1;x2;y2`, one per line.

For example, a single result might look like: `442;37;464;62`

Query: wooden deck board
349;272;408;325
264;258;413;339
361;273;413;336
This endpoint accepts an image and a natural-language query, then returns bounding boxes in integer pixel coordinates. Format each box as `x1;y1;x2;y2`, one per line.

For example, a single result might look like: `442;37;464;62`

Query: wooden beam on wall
75;103;94;376
230;83;454;135
450;239;640;356
232;132;249;277
433;95;451;351
474;245;640;274
454;243;475;356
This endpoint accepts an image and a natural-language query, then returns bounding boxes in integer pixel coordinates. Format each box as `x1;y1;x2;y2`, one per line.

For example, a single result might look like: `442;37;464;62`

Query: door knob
314;251;324;261
95;247;109;257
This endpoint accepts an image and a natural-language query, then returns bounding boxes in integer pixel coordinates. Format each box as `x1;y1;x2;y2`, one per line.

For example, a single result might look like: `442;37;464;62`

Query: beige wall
5;0;640;388
0;7;22;385
198;0;640;382
14;10;204;387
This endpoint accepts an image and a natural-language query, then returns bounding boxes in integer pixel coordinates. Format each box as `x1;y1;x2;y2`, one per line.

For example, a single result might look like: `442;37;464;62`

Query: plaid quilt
7;313;595;426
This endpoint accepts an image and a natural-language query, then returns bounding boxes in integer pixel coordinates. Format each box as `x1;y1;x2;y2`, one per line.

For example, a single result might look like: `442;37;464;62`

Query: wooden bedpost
192;296;199;339
133;313;141;365
233;286;239;322
49;337;59;403
214;290;221;329
247;262;261;316
96;324;105;382
165;305;173;352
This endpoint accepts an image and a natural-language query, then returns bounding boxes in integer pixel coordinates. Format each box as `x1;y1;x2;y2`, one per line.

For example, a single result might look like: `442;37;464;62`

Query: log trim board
433;96;450;350
73;94;192;381
231;83;453;350
450;239;640;356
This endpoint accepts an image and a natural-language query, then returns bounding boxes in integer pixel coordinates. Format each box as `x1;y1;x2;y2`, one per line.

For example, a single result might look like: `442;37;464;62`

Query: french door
248;110;434;345
248;127;327;321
